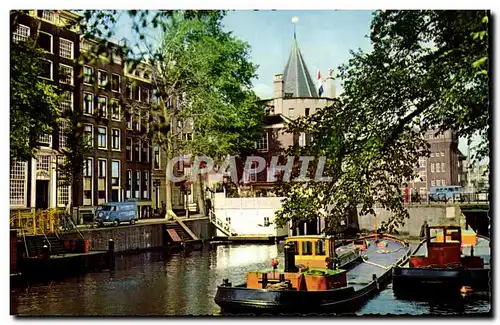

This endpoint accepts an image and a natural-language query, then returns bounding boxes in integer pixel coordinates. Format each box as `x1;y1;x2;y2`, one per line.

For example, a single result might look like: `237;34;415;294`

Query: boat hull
215;276;387;315
393;267;490;298
215;234;410;315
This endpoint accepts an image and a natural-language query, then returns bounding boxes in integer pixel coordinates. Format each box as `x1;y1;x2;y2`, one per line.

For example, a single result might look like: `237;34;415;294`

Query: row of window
83;125;122;150
14;23;74;59
430;151;446;158
83;92;121;119
431;179;447;187
38;60;74;84
430;162;446;173
83;66;122;92
82;158;149;203
125;138;150;163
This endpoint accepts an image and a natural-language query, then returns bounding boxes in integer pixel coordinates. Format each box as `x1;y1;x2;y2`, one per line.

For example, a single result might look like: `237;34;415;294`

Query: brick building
408;129;462;197
9;10;152;216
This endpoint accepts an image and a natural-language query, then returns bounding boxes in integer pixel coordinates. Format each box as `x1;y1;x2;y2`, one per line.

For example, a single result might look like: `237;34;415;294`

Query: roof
282;37;318;98
263;114;293;126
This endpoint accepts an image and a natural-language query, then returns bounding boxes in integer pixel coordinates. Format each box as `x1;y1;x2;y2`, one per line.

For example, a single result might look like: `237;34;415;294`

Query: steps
166;223;192;242
24;235;67;257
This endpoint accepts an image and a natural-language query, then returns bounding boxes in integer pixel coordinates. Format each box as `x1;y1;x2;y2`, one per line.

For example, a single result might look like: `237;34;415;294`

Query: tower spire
292;16;299;40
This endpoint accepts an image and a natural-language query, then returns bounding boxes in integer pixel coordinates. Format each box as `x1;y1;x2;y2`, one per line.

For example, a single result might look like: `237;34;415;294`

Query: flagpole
292;17;299;40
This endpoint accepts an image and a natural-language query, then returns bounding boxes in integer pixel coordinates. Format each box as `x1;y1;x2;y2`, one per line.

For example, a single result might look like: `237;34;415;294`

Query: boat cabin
409;226;484;269
285;235;335;268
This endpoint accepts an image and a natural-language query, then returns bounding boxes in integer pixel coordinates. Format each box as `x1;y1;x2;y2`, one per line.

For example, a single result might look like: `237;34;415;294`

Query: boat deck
412;236;491;268
348;239;408;289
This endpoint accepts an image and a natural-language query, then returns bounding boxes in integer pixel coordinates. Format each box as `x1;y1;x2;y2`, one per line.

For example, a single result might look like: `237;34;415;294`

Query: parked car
94;202;139;227
429;186;464;202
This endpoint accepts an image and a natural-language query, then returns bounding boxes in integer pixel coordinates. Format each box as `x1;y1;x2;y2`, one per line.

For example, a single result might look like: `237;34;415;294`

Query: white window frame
127;112;133;129
441;151;445;157
38;31;53;53
111;128;121;151
97;96;108;118
143;171;149;199
135;170;141;198
442;179;446;186
38;133;52;147
39;10;56;22
142;140;149;163
126;138;132;161
111;73;121;92
83;66;93;85
59;63;74;85
59;119;69;149
40;59;53;80
98;159;107;178
436;179;441;187
59;90;73;113
84;124;94;148
83;92;94;115
431;180;435;187
57;181;70;207
436;163;440;173
111;99;120;121
430;163;435;173
256;133;269;152
97;126;108;149
10;161;27;206
13;24;30;43
441;162;445;173
298;132;306;147
111;160;120;187
83;157;94;206
97;69;108;88
59;38;74;59
153;146;160;170
126;169;132;199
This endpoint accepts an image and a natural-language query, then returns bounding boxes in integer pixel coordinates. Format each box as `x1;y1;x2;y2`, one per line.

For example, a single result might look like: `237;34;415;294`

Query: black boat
214;233;411;315
392;226;491;299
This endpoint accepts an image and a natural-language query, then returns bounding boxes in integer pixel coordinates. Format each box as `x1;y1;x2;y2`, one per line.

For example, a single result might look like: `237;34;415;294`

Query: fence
407;192;489;205
10;208;64;236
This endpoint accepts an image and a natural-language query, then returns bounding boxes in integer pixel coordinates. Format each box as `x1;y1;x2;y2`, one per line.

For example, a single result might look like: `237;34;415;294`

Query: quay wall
60;218;212;253
214;196;465;238
357;205;464;237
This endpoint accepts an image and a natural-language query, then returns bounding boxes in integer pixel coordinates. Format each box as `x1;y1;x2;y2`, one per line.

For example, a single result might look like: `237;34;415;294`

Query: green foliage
149;11;265;161
57;111;93;190
10;39;61;161
275;10;489;234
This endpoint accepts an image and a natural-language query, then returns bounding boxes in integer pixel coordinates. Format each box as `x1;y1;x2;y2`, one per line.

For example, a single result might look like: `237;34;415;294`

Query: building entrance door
35;180;49;209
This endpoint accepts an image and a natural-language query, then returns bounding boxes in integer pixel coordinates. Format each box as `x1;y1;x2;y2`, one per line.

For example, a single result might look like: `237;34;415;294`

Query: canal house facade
9;10;152;217
10;10;81;211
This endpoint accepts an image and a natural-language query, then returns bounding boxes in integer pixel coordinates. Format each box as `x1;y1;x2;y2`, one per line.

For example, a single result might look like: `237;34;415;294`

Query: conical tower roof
282;37;318;98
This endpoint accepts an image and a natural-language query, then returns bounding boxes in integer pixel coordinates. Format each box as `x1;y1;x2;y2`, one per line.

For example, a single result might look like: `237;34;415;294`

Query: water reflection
10;243;489;316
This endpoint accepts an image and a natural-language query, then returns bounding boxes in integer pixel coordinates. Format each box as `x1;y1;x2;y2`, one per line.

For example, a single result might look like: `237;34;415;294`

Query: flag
317;70;324;97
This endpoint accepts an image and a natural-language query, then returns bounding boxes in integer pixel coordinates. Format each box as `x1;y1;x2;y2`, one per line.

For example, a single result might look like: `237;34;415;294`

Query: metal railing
403;192;489;205
209;209;237;236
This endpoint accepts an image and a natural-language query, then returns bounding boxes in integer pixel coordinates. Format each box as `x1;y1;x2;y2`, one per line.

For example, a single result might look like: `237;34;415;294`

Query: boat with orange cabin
392;225;490;299
214;233;411;314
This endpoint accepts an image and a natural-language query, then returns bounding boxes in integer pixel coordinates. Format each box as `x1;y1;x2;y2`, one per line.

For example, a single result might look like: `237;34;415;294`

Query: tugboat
392;225;490;299
214;234;411;314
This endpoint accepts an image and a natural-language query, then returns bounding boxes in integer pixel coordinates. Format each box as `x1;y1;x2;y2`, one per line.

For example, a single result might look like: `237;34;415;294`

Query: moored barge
392;225;490;299
214;234;411;315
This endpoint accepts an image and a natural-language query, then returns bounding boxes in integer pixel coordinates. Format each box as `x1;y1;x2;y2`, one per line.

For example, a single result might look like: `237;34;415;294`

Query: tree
145;11;265;215
10;38;61;162
275;10;489;234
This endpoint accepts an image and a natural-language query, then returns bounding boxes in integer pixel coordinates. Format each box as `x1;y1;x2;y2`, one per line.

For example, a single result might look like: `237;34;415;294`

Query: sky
113;10;479;156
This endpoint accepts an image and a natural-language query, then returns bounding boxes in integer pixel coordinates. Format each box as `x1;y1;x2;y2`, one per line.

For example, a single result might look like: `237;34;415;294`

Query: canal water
11;244;491;316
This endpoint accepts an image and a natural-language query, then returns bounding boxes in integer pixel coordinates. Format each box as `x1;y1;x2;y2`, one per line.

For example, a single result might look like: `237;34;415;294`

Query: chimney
324;69;336;98
273;73;284;99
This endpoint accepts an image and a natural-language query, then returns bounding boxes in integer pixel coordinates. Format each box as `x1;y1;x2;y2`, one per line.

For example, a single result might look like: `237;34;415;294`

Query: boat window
302;241;313;256
315;240;326;256
287;241;300;255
